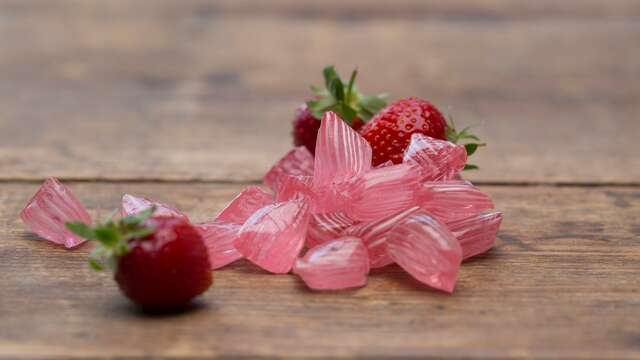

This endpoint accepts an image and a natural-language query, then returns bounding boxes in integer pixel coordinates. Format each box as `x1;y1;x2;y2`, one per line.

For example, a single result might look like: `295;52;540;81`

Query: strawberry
359;97;484;167
66;208;212;310
292;66;387;154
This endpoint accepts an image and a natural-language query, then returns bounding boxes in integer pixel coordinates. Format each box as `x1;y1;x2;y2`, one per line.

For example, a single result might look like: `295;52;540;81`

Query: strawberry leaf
66;207;157;272
323;65;338;89
308;65;388;124
65;222;96;240
446;115;485;170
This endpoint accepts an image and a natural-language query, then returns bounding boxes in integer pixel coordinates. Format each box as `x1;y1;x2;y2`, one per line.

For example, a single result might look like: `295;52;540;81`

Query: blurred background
1;0;638;184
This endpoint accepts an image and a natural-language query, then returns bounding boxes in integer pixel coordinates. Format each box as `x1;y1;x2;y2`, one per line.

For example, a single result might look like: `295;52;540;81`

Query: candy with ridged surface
20;177;92;248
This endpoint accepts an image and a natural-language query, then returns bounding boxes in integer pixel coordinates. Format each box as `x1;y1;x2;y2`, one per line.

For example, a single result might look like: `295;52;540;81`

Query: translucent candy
403;133;467;181
307;212;357;248
349;163;420;221
121;193;188;220
235;200;310;274
195;221;242;269
313;111;372;189
293;237;369;290
417;181;494;223
344;207;421;268
263;146;314;192
387;210;462;293
447;211;503;260
215;186;273;224
20;178;92;248
275;175;316;211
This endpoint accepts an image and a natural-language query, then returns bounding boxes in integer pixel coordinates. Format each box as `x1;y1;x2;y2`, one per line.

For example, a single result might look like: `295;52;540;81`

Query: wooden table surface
1;1;639;358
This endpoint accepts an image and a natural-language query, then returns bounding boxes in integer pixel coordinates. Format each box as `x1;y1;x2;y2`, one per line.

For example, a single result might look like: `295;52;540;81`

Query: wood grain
1;182;639;359
0;2;638;183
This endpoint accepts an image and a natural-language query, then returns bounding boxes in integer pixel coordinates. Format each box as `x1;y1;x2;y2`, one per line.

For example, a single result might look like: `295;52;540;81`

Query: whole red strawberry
67;209;212;310
292;66;386;154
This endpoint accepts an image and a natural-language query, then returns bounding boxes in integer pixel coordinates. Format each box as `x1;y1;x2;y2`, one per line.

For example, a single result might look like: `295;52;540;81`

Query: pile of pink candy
21;112;501;293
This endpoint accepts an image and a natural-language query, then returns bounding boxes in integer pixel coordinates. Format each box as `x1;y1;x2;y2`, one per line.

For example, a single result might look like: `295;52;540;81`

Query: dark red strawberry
359;97;484;167
292;105;322;154
292;66;387;154
66;209;212;310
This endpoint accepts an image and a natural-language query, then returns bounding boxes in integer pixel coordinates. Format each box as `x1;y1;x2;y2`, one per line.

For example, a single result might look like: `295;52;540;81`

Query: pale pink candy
417;181;494;223
312;180;362;214
387;210;462;293
121;193;187;220
403;133;467;181
293;236;369;290
307;212;357;248
20;177;91;248
196;221;242;269
264;146;314;192
348;163;420;221
235;200;310;274
375;160;395;168
447;211;502;260
344;206;421;268
313;112;372;189
275;175;316;211
216;186;273;224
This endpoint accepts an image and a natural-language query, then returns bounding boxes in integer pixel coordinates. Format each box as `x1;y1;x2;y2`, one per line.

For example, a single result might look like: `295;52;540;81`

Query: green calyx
66;207;156;271
445;115;486;171
307;65;388;125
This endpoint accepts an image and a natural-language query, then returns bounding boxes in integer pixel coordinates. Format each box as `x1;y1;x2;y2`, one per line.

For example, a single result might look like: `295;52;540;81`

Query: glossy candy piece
216;186;273;224
275;175;316;211
313;111;372;189
20;177;92;248
348;163;420;221
235;200;311;274
344;206;421;268
403;133;467;181
263;146;314;192
293;237;370;290
195;221;242;269
307;212;357;248
417;181;494;224
387;210;462;293
121;194;188;220
447;211;503;260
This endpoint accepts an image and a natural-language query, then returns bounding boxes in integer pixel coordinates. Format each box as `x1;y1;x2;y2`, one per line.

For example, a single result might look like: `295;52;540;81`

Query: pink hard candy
216;185;273;224
275;175;316;211
403;133;467;181
264;146;314;192
417;180;494;224
307;212;357;248
121;193;188;220
235;200;310;274
387;210;462;293
344;206;421;268
196;221;242;269
20;177;91;248
447;211;503;260
293;236;369;290
348;163;420;221
313;111;372;189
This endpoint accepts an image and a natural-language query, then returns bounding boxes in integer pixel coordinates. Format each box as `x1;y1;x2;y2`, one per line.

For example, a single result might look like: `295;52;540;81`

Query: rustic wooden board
1;182;639;359
0;2;638;183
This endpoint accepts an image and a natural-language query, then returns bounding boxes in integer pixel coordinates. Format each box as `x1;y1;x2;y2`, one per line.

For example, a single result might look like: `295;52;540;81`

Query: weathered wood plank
1;182;639;358
2;0;640;20
0;5;638;183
